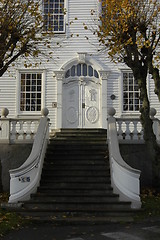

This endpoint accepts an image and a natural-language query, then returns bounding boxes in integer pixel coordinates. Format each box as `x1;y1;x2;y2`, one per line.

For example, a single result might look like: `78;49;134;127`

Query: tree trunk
0;160;3;192
134;67;160;186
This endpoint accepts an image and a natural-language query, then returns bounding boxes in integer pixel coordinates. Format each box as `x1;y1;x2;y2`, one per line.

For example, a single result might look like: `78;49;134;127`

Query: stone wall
0;144;32;191
120;144;152;188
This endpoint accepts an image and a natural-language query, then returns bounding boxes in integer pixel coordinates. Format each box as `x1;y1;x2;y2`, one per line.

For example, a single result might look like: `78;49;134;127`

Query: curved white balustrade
107;108;141;209
9;113;49;203
116;119;143;142
10;119;39;142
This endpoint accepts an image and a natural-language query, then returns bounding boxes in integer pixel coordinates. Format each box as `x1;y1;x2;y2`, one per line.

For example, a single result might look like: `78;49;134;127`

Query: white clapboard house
1;0;160;216
0;0;160;127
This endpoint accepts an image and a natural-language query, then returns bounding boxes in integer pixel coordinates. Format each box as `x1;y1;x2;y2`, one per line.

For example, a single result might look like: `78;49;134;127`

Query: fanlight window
65;64;99;78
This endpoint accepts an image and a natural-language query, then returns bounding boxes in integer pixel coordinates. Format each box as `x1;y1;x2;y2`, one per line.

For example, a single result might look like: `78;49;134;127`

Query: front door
62;78;101;128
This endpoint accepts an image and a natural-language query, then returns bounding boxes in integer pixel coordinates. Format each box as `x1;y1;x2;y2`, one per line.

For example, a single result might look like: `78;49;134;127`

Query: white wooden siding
149;77;160;118
0;0;160;127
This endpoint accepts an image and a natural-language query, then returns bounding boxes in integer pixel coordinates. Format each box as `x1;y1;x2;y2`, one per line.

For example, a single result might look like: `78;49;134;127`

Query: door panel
62;82;80;128
62;78;101;128
84;82;100;128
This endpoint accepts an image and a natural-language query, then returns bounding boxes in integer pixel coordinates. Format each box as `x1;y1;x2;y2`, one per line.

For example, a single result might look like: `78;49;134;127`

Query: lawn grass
0;192;26;237
135;188;160;220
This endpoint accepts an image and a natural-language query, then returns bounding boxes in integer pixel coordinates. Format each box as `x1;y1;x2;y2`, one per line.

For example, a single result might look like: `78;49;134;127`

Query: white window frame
16;69;46;116
42;0;67;34
120;69;141;116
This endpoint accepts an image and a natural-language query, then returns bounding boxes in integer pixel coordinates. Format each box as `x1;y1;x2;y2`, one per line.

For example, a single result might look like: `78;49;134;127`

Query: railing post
0;108;10;143
107;107;141;209
9;108;50;203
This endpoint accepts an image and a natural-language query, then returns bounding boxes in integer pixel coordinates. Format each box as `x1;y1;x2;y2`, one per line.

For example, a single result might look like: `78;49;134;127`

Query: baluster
32;120;39;139
125;120;131;140
117;121;123;140
10;120;17;142
17;121;24;140
132;121;139;140
26;121;32;140
137;121;143;140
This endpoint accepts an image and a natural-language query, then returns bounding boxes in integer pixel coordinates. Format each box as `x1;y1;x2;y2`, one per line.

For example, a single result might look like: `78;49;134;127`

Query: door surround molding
54;53;110;129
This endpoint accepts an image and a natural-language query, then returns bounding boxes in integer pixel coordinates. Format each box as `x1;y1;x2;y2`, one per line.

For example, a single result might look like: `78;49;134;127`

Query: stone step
50;141;105;146
50;134;107;143
47;144;107;150
52;128;107;133
36;189;114;195
40;180;110;186
42;165;109;170
17;212;135;224
44;158;108;163
39;182;110;189
41;170;109;177
51;130;106;134
40;176;110;183
43;159;108;165
22;201;131;211
37;185;112;191
29;195;119;202
27;195;118;204
29;215;134;224
46;151;107;156
46;148;108;156
50;136;107;141
45;154;108;160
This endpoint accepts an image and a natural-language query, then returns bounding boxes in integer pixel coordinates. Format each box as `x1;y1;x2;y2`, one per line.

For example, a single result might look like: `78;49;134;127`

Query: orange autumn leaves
98;0;160;64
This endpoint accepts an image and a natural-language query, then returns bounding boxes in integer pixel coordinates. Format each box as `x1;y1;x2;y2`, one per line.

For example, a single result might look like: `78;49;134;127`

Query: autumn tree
0;0;46;77
97;0;160;186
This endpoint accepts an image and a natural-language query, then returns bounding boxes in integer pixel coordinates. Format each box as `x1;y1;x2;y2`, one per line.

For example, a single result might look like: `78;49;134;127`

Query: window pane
26;86;30;91
71;66;75;76
37;86;41;91
65;70;70;78
83;64;87;76
129;85;133;91
20;73;42;112
123;72;141;112
43;0;65;32
88;66;93;76
94;70;99;78
77;64;81;76
65;64;99;78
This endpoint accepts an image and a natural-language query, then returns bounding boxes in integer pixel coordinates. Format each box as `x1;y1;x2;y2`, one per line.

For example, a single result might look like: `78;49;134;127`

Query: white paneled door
62;78;101;128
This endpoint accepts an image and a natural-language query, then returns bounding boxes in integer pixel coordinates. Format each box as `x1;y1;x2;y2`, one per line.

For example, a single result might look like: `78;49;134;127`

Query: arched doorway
62;63;101;128
54;53;110;129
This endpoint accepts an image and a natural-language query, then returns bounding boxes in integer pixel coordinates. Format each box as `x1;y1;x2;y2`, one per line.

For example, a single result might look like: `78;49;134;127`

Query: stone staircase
14;129;138;223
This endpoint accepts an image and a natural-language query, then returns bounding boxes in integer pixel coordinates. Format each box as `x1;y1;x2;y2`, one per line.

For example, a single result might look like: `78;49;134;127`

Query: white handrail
107;108;141;209
9;110;50;203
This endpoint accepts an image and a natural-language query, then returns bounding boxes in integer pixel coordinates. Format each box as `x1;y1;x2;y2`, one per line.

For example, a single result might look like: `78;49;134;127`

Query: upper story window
65;64;99;78
20;73;42;112
43;0;65;32
123;72;142;112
